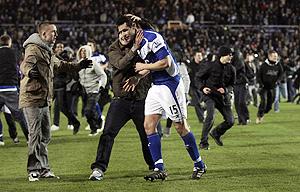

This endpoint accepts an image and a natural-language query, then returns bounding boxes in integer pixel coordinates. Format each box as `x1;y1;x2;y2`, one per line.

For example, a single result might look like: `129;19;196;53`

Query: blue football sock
182;132;205;168
96;103;102;120
147;133;164;171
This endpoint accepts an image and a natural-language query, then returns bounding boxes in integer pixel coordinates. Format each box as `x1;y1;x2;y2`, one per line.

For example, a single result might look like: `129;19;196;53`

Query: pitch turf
0;102;299;192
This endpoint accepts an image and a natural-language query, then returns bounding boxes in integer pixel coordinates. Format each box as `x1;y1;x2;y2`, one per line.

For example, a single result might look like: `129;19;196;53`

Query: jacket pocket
26;80;42;93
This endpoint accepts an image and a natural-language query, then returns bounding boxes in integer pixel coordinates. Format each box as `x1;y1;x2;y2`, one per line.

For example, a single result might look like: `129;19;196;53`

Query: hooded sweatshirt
257;59;283;89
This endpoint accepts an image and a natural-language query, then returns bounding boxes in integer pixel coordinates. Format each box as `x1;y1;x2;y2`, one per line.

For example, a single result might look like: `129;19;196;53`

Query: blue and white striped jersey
138;30;180;85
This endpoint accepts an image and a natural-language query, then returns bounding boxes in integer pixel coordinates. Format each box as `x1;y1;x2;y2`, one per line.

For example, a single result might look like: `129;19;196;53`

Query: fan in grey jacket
77;45;107;136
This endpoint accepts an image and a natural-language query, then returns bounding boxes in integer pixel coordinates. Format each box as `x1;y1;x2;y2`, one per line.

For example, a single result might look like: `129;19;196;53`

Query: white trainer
67;125;74;130
50;125;60;131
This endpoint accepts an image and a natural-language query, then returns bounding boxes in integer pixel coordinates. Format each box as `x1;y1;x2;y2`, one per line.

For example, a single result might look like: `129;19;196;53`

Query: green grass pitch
0;102;299;192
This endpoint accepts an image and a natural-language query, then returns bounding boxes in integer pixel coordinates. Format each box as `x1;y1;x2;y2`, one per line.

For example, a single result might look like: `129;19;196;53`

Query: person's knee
144;121;156;135
174;121;189;136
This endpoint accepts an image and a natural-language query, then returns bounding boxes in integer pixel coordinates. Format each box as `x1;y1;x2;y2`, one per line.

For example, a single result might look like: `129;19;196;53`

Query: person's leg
200;98;215;147
265;89;276;114
3;92;29;140
274;85;280;112
190;88;204;122
52;90;60;127
163;118;172;137
210;104;235;146
4;112;18;140
23;107;43;175
131;100;155;169
40;107;51;171
257;88;267;120
0;116;4;145
90;99;131;173
84;93;100;135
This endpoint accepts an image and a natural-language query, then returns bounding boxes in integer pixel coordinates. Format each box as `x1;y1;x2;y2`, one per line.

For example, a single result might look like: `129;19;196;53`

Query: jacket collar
23;33;53;53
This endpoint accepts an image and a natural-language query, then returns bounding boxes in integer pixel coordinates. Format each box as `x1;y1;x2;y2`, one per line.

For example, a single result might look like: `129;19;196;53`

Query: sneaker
85;125;91;131
40;170;60;179
144;168;168;182
209;131;223;146
13;137;20;144
28;172;39;182
67;125;74;130
89;168;104;181
0;137;4;146
199;143;210;150
163;127;171;137
191;164;207;180
256;116;264;124
50;125;60;131
88;130;99;137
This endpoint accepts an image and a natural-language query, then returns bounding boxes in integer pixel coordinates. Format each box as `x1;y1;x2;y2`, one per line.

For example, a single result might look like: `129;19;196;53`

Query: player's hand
135;62;146;72
133;30;143;51
122;76;140;92
203;87;211;94
217;88;225;94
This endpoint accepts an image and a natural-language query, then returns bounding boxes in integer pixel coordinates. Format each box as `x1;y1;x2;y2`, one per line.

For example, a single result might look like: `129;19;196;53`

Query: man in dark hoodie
0;34;29;144
256;50;283;124
19;21;91;182
196;46;236;149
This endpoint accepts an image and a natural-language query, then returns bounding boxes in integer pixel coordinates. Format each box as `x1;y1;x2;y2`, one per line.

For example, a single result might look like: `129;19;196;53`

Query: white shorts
145;79;187;122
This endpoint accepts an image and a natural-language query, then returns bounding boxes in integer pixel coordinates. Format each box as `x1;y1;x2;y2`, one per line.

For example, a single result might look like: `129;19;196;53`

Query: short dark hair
0;34;11;46
87;39;96;46
37;21;54;34
116;15;133;27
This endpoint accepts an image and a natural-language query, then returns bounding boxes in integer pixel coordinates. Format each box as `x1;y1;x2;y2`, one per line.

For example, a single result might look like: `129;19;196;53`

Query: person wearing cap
195;46;236;149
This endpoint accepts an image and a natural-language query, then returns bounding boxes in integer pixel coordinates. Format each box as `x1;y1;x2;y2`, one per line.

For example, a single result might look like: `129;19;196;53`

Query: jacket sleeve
94;63;108;88
108;42;137;70
179;63;191;94
256;64;263;87
224;65;236;93
195;62;210;91
53;55;82;72
21;46;38;77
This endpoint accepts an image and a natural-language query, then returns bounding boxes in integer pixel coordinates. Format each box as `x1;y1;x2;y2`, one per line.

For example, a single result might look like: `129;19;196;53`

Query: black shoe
73;121;80;135
209;131;223;146
191;164;207;180
144;169;167;182
199;143;210;150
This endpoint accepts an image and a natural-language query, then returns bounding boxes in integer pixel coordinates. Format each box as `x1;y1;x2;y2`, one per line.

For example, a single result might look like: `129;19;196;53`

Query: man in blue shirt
125;15;207;181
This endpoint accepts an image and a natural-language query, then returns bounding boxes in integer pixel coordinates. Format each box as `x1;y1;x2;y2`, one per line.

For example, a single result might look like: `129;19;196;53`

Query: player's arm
135;56;171;72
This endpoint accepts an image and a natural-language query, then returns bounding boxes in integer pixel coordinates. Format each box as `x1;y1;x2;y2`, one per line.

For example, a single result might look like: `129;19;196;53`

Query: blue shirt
138;30;180;86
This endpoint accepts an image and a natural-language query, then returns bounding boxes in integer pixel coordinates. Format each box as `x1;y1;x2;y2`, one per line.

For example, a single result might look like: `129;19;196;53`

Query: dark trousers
234;84;249;124
189;87;205;122
91;98;154;172
84;93;101;132
200;96;234;145
4;113;16;139
53;88;79;126
257;88;275;118
0;91;28;140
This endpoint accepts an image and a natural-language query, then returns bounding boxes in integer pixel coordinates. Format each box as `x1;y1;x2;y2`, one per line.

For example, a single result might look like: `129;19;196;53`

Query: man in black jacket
256;50;283;124
196;46;236;149
186;51;205;123
232;49;250;125
0;34;28;143
89;16;154;181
